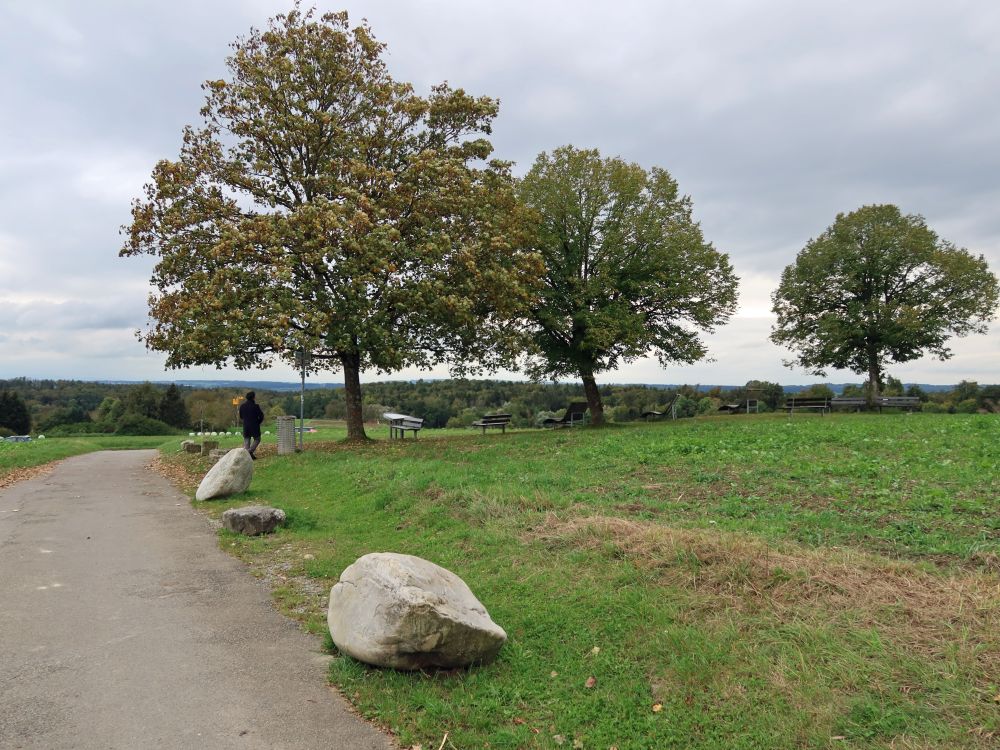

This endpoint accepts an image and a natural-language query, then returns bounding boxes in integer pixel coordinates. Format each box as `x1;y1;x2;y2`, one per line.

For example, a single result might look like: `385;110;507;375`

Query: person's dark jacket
238;400;265;437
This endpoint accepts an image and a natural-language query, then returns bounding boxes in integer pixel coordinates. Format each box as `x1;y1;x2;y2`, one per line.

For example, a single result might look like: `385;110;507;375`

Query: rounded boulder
195;448;253;501
328;552;506;671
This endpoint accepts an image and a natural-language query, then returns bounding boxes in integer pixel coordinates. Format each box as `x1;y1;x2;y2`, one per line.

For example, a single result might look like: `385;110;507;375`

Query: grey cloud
0;299;147;332
0;0;997;382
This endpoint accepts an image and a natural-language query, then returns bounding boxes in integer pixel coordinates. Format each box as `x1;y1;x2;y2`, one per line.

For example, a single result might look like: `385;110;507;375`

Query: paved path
0;450;394;750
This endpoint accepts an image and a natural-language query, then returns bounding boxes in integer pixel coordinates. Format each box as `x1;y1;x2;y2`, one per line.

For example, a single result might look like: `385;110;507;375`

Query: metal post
299;347;305;451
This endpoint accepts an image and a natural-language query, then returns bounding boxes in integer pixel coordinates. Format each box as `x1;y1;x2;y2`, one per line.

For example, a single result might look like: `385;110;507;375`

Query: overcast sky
1;0;998;386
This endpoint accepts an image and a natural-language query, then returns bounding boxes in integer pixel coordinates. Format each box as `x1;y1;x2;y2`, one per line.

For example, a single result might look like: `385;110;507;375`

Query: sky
1;0;998;387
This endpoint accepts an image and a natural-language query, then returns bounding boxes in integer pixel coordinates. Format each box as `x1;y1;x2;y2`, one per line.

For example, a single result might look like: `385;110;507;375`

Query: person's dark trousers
243;434;261;457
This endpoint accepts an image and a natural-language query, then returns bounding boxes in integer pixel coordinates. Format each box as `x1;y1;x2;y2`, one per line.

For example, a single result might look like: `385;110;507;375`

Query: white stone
195;448;253;501
327;552;506;671
222;505;285;535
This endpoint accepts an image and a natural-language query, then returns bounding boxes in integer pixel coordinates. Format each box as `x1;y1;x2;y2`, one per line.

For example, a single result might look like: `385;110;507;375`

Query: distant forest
0;377;996;436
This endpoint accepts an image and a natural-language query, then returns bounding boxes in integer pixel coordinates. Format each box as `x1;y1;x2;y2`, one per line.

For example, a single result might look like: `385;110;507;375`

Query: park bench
718;398;759;415
641;394;680;421
382;412;424;439
829;396;921;412
877;396;921;412
542;401;588;428
830;396;866;411
471;413;512;434
784;397;830;415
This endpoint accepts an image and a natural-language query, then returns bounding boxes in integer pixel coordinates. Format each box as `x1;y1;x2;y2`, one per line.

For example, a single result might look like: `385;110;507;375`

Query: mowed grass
170;414;999;749
0;434;179;479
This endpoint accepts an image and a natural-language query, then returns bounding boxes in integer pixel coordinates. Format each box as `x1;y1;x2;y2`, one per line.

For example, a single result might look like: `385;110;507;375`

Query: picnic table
382;412;424;439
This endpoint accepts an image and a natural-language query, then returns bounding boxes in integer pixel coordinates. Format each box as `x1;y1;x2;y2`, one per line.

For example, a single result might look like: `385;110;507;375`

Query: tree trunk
340;352;368;441
581;372;605;426
866;355;882;410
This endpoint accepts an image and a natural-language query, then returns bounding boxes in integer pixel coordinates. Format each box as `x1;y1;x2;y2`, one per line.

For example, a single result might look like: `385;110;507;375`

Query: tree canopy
517;146;739;423
771;204;999;401
0;390;31;434
121;6;539;439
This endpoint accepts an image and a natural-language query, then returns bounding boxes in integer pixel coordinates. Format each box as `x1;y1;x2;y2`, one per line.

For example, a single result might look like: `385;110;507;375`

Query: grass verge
163;414;1000;749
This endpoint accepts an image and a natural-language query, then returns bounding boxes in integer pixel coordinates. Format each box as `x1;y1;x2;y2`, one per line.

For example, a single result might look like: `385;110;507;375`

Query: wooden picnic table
383;412;424;439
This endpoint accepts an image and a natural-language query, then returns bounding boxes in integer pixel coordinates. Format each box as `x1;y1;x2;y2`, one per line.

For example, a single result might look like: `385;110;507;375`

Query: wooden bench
471;413;512;434
718;399;759;415
382;412;424;439
784;397;830;414
642;394;680;421
830;397;866;411
542;401;588;428
877;396;921;412
829;396;920;412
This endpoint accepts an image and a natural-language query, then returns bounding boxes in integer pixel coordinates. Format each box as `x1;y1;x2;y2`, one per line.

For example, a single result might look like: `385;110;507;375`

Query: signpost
296;348;309;451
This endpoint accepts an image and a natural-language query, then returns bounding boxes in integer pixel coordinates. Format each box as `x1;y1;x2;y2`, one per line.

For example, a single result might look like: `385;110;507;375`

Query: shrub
674;395;698;419
955;399;979;414
115;414;177;436
47;422;105;436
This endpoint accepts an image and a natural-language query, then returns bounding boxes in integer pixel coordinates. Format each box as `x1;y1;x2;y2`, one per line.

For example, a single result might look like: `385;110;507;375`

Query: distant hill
639;383;957;394
99;379;345;392
93;378;961;394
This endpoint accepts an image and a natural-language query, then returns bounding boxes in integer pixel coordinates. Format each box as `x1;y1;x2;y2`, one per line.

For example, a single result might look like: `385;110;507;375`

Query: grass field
95;416;1000;747
0;434;179;484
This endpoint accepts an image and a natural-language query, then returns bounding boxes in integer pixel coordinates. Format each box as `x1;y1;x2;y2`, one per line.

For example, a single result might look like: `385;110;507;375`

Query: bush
674;395;698;419
955;399;979;414
115;414;178;436
0;426;13;438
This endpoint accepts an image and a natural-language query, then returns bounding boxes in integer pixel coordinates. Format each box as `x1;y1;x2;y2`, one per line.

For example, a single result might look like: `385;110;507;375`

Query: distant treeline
1;377;996;436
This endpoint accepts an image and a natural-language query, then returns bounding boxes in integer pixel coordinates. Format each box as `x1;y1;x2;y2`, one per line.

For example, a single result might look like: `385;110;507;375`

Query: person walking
238;391;265;459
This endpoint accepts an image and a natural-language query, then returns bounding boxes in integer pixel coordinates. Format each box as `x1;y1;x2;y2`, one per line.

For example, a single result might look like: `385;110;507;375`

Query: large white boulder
195;448;253;501
328;552;507;671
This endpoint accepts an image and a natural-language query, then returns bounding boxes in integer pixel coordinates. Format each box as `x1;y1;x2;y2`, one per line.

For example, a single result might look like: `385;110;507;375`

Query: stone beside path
195;447;253;501
0;450;393;750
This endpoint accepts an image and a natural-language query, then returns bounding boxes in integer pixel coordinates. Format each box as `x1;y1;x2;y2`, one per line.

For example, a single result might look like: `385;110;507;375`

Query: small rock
200;440;219;457
184;442;202;454
221;505;286;536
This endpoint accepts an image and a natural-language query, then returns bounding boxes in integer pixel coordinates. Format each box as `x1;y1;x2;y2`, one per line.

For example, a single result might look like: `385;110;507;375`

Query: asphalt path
0;450;394;750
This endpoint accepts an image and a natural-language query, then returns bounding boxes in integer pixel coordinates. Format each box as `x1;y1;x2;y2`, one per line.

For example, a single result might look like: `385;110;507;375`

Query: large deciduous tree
771;204;999;404
121;7;538;440
517;146;739;424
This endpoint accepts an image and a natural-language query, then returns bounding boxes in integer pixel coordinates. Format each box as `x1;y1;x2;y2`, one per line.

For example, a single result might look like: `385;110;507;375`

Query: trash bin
276;415;297;455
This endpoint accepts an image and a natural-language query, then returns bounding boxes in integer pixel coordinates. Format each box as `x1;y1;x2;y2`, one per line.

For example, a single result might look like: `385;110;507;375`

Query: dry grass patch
530;514;1000;685
0;460;61;490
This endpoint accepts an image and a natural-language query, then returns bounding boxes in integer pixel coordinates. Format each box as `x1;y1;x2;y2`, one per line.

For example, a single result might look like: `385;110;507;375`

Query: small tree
158;384;190;429
772;205;999;405
121;7;539;441
517;146;739;424
123;383;161;420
